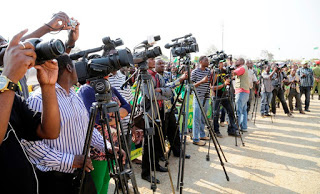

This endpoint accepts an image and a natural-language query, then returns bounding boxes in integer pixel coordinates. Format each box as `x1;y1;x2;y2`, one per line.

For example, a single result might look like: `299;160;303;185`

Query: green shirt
313;66;320;79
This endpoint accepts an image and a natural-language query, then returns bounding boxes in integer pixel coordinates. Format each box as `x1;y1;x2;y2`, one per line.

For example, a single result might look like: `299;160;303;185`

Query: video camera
274;62;287;70
133;35;162;64
208;50;231;67
257;59;269;69
70;37;133;83
165;33;199;57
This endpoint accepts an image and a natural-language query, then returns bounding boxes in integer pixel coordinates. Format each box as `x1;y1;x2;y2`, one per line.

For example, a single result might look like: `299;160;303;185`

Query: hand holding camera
224;78;231;85
2;29;36;83
47;11;73;31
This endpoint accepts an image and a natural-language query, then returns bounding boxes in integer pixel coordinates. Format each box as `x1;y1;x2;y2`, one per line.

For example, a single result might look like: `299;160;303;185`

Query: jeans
220;107;226;122
260;92;273;115
212;97;238;134
235;92;249;130
300;86;311;110
192;97;209;142
288;88;302;111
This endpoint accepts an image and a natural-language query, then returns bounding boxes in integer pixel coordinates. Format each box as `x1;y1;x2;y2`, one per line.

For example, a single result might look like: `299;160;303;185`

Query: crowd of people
1;12;320;194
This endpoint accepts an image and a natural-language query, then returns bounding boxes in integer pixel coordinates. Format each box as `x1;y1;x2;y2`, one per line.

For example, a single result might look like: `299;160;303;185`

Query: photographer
246;60;258;114
0;30;60;194
232;58;250;132
211;60;238;137
311;60;320;100
297;61;313;112
271;63;293;117
288;69;305;114
191;56;210;146
260;65;276;117
155;59;188;157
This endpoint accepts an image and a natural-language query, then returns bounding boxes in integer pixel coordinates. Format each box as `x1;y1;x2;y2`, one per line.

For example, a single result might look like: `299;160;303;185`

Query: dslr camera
26;38;65;64
165;33;199;58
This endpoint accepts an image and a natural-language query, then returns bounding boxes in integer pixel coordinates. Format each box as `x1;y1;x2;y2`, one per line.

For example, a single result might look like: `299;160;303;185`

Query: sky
2;0;320;61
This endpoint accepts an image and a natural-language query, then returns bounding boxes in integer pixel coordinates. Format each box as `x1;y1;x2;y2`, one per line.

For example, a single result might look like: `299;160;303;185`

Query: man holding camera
297;61;314;112
271;63;293;117
311;60;320;100
211;60;238;137
288;69;305;114
232;58;250;132
191;56;211;146
0;30;61;194
260;65;276;117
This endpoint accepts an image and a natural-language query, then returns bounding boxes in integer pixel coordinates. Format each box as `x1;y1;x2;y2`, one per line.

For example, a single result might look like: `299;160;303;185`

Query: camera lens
36;39;65;61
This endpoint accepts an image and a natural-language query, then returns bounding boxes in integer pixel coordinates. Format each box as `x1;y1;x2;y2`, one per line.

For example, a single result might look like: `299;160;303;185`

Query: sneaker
287;113;294;117
265;113;271;117
216;132;223;138
220;122;225;127
193;140;206;146
305;109;310;112
241;129;248;132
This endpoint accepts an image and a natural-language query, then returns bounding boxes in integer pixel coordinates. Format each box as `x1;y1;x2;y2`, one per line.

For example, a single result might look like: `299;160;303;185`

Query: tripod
170;55;229;193
73;78;139;194
127;62;175;193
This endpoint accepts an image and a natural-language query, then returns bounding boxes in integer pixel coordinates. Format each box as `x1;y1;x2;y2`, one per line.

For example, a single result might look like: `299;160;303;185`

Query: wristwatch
0;75;18;93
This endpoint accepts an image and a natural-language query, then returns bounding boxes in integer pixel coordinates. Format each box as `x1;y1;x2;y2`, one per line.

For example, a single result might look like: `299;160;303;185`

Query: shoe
216;132;223;138
287;113;294;117
155;165;168;172
311;94;314;100
132;158;142;165
228;132;240;137
241;129;248;132
300;111;305;114
261;114;266;118
141;175;160;184
265;113;271;117
200;136;210;141
220;122;225;127
193;140;206;146
173;154;191;159
305;109;310;112
159;156;165;162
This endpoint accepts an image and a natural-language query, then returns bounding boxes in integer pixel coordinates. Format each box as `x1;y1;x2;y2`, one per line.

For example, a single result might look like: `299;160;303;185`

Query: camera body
68;19;77;28
133;35;162;64
165;34;199;58
26;38;65;64
73;37;133;83
208;50;229;68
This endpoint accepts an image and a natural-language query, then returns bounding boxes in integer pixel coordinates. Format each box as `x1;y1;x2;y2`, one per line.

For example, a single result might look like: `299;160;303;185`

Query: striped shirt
191;67;210;98
108;71;133;134
21;83;110;173
297;67;314;87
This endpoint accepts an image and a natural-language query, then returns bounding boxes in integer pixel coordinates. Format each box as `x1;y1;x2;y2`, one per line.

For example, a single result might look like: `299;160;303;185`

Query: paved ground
110;96;320;194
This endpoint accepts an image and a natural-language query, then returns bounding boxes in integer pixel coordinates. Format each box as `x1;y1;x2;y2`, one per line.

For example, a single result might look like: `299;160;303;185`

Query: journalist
0;30;60;194
271;63;293;117
297;61;314;112
232;58;250;132
288;69;305;114
211;60;238;137
260;65;276;117
191;56;211;146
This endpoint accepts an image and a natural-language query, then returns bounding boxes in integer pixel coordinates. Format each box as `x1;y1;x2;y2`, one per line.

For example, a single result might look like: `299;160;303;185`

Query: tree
205;44;218;56
260;50;274;61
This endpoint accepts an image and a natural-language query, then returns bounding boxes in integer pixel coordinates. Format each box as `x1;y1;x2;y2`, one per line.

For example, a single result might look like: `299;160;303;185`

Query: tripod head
88;77;113;103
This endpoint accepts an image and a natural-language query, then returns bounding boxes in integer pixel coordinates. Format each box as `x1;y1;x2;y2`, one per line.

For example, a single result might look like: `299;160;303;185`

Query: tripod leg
148;80;175;194
192;86;229;181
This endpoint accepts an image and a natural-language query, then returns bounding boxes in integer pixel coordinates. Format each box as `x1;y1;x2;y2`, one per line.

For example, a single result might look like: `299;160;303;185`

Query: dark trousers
300;86;311;110
36;170;97;194
220;107;226;122
141;121;161;177
247;88;254;113
288;88;302;111
163;110;181;156
212;97;238;134
271;88;290;114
